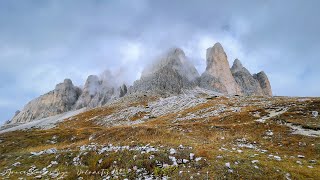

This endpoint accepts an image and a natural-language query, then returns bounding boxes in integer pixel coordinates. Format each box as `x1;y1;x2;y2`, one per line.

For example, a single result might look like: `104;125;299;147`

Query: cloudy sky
0;0;319;123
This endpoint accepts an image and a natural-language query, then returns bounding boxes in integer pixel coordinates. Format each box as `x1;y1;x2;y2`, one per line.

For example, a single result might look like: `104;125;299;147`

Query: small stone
252;160;259;164
12;162;21;167
183;159;189;163
286;173;291;180
51;161;58;165
296;161;302;165
169;148;176;155
216;155;223;159
312;111;318;118
45;148;57;154
225;162;231;169
190;153;195;160
309;160;317;164
298;142;307;147
266;130;273;136
274;156;282;161
31;151;44;156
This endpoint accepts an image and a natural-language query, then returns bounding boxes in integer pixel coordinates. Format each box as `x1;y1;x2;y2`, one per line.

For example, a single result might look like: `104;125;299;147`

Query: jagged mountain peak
201;43;242;95
253;71;272;96
141;47;199;80
231;59;243;69
130;47;199;94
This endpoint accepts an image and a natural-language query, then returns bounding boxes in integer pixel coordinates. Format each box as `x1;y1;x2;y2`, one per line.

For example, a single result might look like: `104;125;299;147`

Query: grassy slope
0;96;319;179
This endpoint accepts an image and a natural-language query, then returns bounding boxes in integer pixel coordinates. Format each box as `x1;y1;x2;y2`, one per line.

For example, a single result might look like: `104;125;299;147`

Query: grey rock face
200;43;242;95
10;79;82;124
119;84;128;98
130;48;199;94
231;59;264;96
199;73;228;94
253;71;273;96
75;75;115;109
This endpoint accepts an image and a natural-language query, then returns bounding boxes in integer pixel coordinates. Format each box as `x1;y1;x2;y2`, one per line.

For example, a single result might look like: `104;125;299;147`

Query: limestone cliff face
253;71;273;96
231;59;264;96
10;79;82;124
130;48;199;94
200;43;242;95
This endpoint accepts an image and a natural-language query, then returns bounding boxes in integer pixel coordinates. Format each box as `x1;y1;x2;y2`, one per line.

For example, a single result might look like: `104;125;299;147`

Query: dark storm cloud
0;0;319;123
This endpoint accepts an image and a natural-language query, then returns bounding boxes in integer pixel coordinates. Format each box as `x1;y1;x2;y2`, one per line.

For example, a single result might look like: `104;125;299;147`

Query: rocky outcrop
200;43;242;95
231;59;264;96
10;79;82;124
74;75;115;109
119;84;128;98
253;71;272;96
130;48;199;94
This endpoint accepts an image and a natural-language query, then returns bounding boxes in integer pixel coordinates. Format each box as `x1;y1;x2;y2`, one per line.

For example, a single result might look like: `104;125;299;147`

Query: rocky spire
231;59;264;96
253;71;273;96
130;48;199;94
231;59;247;73
74;75;101;109
119;84;128;97
200;43;242;95
75;75;115;109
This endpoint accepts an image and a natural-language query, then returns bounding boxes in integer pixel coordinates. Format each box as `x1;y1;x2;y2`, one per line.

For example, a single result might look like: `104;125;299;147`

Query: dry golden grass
0;96;319;179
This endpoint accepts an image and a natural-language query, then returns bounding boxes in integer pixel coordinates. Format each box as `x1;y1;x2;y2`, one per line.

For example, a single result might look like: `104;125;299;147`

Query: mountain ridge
5;42;272;125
